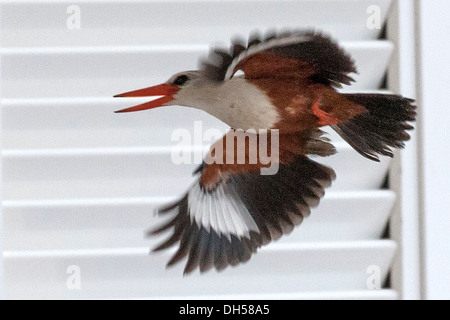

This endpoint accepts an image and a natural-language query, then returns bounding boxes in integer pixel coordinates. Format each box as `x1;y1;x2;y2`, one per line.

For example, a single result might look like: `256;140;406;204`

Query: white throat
172;78;280;130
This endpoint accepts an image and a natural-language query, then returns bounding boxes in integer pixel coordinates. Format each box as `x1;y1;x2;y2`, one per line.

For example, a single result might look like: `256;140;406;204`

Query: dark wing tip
201;28;356;85
148;184;264;275
149;155;336;275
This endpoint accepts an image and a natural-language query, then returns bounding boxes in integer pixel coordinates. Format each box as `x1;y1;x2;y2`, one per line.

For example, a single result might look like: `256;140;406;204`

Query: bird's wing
201;30;357;88
150;130;336;275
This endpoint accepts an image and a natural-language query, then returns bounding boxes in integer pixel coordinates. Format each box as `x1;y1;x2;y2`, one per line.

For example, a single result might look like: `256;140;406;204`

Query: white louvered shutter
0;0;420;300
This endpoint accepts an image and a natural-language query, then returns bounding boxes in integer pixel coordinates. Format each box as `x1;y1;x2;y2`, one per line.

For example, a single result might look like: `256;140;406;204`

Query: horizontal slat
0;42;394;98
2;191;396;251
3;241;397;300
2;90;392;150
0;0;392;48
2;98;227;149
2;145;392;201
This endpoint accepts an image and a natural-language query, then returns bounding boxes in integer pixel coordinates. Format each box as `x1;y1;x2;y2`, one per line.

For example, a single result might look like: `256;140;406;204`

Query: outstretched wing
201;29;357;88
150;153;335;275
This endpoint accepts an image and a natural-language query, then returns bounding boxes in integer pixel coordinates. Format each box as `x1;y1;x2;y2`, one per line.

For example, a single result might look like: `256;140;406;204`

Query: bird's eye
173;75;189;86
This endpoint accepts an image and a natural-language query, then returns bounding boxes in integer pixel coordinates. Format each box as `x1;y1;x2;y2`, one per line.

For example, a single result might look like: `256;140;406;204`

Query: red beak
114;83;180;113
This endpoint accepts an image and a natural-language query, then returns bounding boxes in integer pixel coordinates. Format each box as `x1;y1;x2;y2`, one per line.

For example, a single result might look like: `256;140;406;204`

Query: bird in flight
114;30;416;275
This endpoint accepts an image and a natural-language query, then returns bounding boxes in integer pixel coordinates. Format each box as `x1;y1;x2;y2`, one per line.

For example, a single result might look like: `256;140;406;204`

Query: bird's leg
311;98;339;126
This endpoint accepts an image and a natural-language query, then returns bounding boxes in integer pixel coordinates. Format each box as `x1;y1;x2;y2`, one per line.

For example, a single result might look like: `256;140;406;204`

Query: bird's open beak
113;83;180;113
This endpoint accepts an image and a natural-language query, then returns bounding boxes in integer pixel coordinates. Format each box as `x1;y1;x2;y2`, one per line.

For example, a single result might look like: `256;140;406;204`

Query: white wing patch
224;34;313;80
188;182;260;240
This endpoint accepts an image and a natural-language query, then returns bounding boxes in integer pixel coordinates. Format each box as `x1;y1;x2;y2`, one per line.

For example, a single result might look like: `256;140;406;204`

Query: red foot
312;99;339;126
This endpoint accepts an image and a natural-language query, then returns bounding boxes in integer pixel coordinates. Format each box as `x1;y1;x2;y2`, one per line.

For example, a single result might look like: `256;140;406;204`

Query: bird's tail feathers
332;94;417;162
